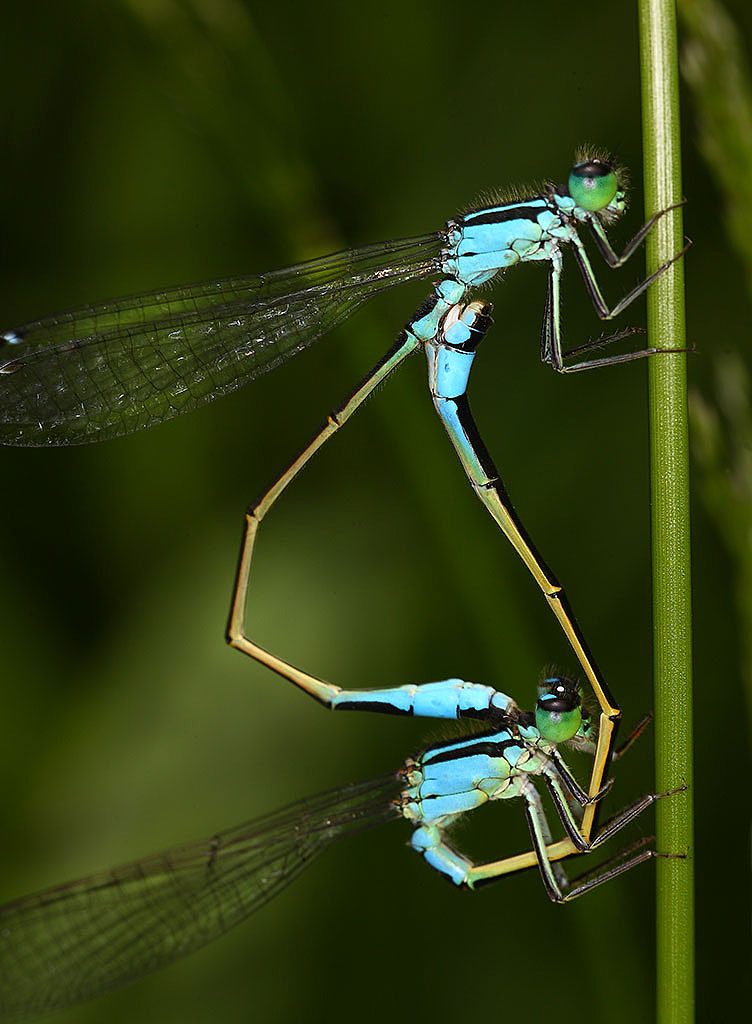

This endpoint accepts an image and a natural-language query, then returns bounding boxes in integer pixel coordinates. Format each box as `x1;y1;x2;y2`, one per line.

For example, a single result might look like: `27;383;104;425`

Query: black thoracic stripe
424;735;521;766
461;203;548;227
333;700;412;717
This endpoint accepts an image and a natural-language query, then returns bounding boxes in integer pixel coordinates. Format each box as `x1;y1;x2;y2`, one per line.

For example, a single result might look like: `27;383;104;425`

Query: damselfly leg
465;791;685;901
543;225;690;372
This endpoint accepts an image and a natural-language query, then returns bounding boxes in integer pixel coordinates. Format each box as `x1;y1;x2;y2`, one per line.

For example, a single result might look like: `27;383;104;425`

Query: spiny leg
489;779;684;901
543;808;688;903
571;229;691;323
544;837;671;902
226;330;420;706
540;249;645;371
427;300;618;844
613;712;653;759
543;709;685;895
538;765;688;899
587;200;686;268
586;785;687;852
547;746;610;808
539;714;658;859
542;237;690;373
541;764;653;855
537;724;682;851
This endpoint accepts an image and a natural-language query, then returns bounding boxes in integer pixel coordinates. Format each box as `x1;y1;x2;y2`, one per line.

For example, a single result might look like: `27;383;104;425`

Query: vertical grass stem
638;2;695;1022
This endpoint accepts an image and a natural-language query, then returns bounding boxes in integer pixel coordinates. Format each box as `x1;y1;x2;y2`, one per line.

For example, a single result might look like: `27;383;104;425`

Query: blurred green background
0;1;749;1021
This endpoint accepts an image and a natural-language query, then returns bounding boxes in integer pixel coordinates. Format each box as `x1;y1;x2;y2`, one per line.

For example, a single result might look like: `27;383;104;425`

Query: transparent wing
0;773;401;1020
0;234;443;446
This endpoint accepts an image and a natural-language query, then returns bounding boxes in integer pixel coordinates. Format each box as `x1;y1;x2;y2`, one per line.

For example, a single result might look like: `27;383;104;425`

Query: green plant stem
638;2;695;1022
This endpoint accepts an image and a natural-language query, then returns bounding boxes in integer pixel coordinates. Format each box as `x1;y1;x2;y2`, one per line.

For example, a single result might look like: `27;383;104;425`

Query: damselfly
0;676;676;1020
0;149;686;859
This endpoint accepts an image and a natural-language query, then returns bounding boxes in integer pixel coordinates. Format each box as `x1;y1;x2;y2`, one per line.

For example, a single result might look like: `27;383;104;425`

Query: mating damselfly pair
0;150;686;1018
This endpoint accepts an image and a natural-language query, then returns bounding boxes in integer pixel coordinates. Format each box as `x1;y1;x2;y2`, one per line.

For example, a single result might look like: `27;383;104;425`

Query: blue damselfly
0;676;678;1020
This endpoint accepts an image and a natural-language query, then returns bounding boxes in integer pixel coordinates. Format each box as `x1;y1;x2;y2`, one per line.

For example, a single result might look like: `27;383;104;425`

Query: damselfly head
535;675;591;744
568;146;629;223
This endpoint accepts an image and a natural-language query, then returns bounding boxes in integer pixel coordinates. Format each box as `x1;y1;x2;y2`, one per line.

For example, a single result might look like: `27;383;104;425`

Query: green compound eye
535;700;582;743
535;680;583;743
568;160;618;212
